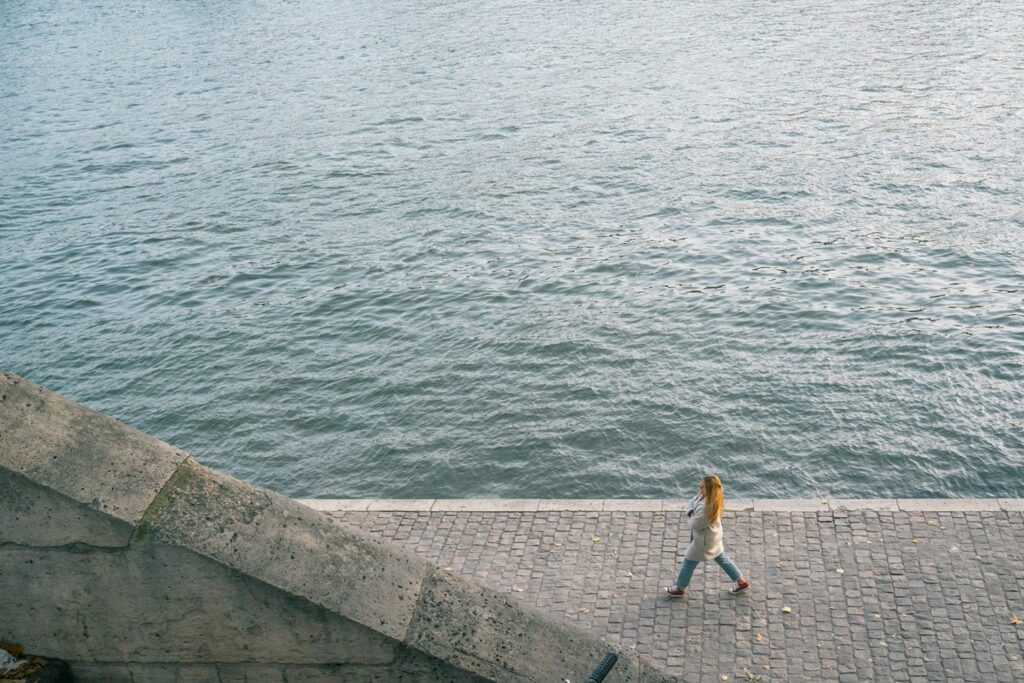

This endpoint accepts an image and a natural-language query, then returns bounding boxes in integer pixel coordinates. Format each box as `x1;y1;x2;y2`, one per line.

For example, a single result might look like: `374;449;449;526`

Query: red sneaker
665;586;686;597
730;580;750;594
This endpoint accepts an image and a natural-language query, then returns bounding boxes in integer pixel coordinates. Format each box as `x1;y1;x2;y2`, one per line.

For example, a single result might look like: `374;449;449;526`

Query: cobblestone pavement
331;508;1024;682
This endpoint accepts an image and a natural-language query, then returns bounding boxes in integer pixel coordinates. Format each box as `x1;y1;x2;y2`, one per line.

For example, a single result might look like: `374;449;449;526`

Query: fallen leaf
442;566;454;572
0;642;23;658
755;633;766;643
911;539;918;544
626;571;633;577
720;676;729;681
782;606;793;614
579;607;590;614
927;520;936;525
592;536;601;542
1011;615;1023;626
743;670;765;682
836;568;845;574
554;543;563;547
512;586;524;592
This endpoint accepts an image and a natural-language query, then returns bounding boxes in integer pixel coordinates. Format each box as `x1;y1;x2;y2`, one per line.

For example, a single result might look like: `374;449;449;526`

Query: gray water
2;0;1023;499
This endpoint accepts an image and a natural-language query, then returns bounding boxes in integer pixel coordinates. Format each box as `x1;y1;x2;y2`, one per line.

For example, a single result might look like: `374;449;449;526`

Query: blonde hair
702;475;724;524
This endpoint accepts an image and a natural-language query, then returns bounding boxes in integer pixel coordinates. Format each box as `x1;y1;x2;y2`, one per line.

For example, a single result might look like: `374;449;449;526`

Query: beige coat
684;496;724;562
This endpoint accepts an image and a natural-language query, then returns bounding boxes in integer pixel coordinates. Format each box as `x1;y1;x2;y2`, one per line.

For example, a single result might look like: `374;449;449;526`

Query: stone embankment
0;371;670;682
4;369;1021;681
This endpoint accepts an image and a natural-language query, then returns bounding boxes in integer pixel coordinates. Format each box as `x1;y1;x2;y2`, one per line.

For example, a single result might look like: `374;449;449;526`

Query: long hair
702;475;724;524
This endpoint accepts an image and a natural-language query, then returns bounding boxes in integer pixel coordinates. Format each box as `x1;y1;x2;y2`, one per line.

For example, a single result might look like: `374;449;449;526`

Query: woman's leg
713;553;743;582
675;559;700;588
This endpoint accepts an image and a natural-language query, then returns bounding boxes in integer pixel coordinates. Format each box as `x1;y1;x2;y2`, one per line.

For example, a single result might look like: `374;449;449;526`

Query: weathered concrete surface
1;542;399;663
68;651;486;683
136;456;432;644
751;498;829;512
0;371;187;530
1;371;669;683
3;538;486;680
432;499;541;512
0;466;130;547
332;507;1024;682
136;457;662;681
829;499;900;511
408;569;668;683
897;498;1004;511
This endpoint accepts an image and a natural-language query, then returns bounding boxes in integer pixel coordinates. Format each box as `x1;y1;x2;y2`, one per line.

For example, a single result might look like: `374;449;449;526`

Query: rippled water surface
2;0;1023;498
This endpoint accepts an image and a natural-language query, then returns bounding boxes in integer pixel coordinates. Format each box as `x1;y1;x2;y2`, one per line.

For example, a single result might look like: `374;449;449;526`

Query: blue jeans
676;553;742;588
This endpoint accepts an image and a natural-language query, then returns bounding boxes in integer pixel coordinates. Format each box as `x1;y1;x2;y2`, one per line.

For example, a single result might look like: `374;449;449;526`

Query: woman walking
666;475;750;597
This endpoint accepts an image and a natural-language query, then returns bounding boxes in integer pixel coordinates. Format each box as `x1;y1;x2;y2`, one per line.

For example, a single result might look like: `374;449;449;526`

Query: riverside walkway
302;498;1024;683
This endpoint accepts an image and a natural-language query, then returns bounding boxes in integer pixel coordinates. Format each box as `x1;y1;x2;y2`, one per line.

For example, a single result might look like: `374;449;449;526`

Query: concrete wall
0;371;672;683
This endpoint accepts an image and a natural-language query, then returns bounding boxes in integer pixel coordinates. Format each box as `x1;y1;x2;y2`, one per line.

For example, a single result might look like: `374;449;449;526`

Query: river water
2;0;1023;498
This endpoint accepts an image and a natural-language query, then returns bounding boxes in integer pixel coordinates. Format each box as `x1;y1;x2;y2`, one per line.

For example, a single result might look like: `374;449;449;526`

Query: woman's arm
687;504;711;531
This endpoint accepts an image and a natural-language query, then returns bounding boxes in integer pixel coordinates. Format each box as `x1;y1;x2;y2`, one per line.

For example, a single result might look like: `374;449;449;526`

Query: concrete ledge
138;457;432;643
407;568;674;683
432;498;540;512
0;371;188;535
539;498;605;511
603;499;664;512
896;498;1004;511
298;498;371;512
367;498;436;511
753;498;830;512
829;498;900;511
298;498;1024;512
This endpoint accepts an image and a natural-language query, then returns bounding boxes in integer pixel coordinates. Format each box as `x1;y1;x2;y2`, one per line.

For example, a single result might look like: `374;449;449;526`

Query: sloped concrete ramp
0;371;671;682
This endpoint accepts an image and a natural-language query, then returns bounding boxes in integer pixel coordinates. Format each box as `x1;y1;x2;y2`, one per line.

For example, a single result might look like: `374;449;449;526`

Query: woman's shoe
730;580;750;594
665;586;685;597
